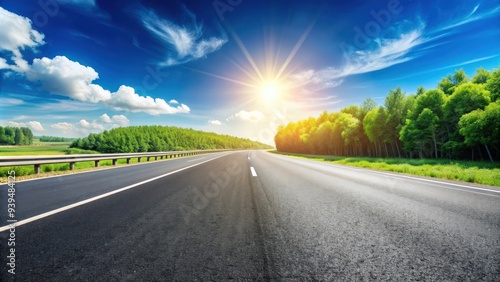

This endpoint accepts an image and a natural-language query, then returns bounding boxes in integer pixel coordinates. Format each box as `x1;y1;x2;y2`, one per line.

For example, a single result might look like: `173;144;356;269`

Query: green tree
416;86;425;96
363;107;389;157
14;128;23;145
459;102;500;161
472;67;491;84
415;108;439;158
444;83;491;125
486;67;500;102
438;69;468;95
384;87;406;157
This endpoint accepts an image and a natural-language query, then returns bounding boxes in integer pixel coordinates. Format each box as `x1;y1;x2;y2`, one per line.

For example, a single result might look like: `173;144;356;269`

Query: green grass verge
270;150;500;187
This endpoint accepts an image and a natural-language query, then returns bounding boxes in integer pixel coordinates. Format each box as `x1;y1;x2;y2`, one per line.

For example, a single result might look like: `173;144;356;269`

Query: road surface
1;151;499;281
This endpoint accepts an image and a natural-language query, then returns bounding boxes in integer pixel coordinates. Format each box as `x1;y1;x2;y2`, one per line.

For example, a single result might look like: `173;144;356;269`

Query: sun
260;81;281;100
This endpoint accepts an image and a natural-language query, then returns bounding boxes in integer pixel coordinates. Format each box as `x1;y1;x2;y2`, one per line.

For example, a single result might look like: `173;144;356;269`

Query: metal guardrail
0;149;232;174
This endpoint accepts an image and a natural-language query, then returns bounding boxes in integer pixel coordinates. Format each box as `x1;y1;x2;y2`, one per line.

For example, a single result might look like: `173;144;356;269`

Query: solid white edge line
250;167;257;177
266;151;500;195
0;153;231;233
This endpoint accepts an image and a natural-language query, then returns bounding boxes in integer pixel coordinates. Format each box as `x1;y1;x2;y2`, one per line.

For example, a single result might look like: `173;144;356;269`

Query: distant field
271;151;500;187
0;140;72;156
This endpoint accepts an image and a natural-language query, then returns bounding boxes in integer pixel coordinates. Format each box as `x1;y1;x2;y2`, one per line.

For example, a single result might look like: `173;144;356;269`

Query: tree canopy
275;66;500;161
0;126;33;145
70;125;272;153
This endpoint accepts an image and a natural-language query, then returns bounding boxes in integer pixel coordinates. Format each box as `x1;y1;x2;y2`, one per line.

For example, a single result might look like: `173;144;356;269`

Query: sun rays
187;20;317;106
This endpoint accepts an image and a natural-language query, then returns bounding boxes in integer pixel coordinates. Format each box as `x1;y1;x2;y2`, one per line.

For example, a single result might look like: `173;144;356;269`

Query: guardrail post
34;164;40;174
112;159;117;166
69;162;75;170
147;157;150;162
138;157;141;163
155;156;158;161
95;160;100;167
127;158;131;164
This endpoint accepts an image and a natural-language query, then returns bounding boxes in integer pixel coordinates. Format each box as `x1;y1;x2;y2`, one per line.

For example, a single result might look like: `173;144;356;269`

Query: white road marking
0;154;230;233
250;167;257;177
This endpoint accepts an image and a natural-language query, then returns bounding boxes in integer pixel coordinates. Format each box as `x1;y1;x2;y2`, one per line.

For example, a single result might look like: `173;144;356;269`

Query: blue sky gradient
0;0;499;145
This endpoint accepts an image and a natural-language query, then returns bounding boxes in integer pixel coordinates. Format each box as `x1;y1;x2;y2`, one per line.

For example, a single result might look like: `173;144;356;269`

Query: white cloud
235;110;265;123
208;119;222;125
0;6;45;72
169;99;179;104
0;8;190;116
49;113;130;137
106;85;190;115
27;56;112;103
110;115;129;126
294;5;500;91
138;8;227;66
436;6;500;32
99;113;112;123
51;122;74;131
0;97;24;105
99;113;129;126
78;119;103;130
23;56;189;115
0;120;45;132
27;121;45;131
0;57;9;69
293;27;424;90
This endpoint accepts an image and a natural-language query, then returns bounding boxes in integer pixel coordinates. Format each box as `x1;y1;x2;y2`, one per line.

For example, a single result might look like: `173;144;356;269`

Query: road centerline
250;167;257;177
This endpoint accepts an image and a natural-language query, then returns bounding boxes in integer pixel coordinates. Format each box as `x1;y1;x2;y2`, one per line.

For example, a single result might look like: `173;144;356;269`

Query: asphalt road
0;151;499;281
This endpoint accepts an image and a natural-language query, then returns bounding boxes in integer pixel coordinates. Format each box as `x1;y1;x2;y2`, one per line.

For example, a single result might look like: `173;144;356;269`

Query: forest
38;136;77;142
0;126;34;145
274;67;500;161
70;125;272;153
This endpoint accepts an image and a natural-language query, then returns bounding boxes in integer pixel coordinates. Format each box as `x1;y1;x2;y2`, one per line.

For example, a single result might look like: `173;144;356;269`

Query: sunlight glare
261;81;280;100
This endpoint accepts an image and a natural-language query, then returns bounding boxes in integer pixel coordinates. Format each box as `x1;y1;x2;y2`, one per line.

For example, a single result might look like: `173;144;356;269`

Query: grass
0;140;101;181
270;150;500;187
0;140;71;156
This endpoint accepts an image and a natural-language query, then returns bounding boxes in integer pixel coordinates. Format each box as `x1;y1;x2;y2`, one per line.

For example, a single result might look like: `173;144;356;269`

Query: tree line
38;136;77;142
70;125;272;153
0;126;34;145
275;67;500;161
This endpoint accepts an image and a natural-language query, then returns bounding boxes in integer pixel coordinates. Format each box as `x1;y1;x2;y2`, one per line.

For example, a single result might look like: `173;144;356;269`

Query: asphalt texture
0;151;499;281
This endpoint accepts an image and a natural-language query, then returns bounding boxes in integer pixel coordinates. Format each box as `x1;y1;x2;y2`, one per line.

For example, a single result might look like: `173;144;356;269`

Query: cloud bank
0;7;189;116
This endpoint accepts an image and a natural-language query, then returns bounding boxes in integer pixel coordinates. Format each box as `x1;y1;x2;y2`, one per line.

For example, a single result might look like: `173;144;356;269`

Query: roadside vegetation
0;126;34;145
275;67;500;162
271;151;500;186
0;140;71;156
0;128;271;181
37;135;77;142
70;125;272;153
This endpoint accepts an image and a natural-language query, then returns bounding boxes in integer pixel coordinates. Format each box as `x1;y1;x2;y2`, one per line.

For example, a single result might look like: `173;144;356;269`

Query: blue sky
0;0;499;145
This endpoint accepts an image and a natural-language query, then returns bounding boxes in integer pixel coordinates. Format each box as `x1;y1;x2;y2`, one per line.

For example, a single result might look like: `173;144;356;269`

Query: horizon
1;0;499;146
